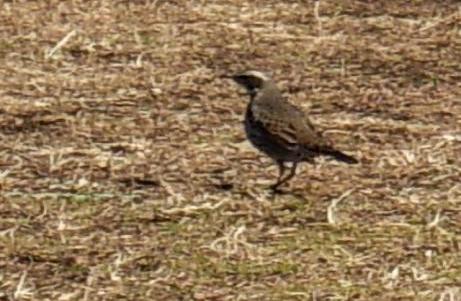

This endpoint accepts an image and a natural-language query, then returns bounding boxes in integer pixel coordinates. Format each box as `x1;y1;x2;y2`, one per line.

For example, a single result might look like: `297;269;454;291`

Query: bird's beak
219;74;234;80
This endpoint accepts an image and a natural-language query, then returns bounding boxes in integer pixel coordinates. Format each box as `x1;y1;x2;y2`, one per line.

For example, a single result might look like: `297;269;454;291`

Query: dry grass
1;1;461;300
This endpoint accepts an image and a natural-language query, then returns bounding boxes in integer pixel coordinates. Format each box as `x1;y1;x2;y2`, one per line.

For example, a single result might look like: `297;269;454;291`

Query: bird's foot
269;183;285;194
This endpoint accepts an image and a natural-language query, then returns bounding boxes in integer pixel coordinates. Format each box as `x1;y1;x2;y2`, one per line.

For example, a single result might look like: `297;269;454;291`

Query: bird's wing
293;107;358;163
297;113;331;147
251;104;300;151
286;103;335;152
251;100;327;152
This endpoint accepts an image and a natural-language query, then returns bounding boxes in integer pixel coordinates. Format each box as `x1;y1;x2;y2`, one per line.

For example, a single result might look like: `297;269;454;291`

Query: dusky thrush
229;70;358;190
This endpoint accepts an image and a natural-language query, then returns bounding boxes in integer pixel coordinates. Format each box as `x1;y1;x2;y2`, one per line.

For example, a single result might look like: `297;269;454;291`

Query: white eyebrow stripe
244;70;270;81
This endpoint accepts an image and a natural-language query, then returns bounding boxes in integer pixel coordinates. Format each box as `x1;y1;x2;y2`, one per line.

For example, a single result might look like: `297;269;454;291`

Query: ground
1;1;461;300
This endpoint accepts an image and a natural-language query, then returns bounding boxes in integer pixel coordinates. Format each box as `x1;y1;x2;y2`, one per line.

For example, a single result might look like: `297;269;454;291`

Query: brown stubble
0;1;460;300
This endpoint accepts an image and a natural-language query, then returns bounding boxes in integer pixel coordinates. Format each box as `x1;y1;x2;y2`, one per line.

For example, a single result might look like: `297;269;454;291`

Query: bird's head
228;70;271;98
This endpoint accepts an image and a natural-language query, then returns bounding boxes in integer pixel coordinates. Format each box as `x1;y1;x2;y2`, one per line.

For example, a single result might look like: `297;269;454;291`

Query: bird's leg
271;161;298;191
277;160;286;179
282;162;298;185
270;160;285;191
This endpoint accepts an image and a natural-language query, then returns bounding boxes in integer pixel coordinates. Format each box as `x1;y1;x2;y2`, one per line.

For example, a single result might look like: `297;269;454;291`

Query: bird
228;70;358;191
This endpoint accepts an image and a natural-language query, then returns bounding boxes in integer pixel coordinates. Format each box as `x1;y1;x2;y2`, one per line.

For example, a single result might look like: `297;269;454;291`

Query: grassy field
1;1;461;300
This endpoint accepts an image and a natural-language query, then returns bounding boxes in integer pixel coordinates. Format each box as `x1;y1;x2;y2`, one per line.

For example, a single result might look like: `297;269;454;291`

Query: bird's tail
323;149;358;164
